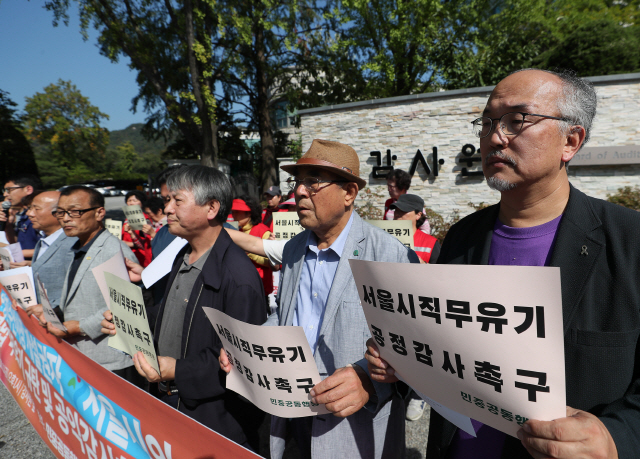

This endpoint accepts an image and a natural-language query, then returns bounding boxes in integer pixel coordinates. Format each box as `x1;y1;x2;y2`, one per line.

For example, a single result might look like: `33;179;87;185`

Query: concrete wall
296;73;640;221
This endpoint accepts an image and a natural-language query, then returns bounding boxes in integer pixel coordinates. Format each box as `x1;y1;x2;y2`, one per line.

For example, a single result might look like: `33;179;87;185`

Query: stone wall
295;73;640;221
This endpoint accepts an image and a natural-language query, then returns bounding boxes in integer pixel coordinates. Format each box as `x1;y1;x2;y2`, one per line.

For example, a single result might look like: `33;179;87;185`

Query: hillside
108;123;169;156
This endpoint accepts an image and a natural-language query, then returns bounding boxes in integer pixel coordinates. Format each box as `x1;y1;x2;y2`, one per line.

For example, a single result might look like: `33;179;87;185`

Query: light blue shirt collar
305;211;354;258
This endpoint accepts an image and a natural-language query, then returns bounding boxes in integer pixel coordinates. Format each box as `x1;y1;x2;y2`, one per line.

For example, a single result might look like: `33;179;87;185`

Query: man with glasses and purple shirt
365;69;640;458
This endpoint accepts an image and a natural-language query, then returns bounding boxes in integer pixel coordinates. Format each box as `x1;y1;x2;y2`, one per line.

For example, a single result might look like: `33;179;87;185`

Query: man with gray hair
366;69;640;458
103;165;267;451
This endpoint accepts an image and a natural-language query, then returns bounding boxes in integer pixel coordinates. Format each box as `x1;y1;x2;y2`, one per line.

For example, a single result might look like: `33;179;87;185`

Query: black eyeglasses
52;207;100;219
285;177;346;194
3;186;25;193
471;112;572;138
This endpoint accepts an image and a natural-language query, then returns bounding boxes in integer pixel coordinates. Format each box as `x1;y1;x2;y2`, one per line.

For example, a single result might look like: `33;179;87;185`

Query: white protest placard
91;249;129;308
141;236;188;288
8;242;24;262
0;267;37;309
273;214;305;240
105;272;159;373
366;220;414;249
397;374;476;436
35;274;67;332
0;231;8;244
105;218;123;240
350;261;566;438
0;247;12;270
122;205;146;230
203;307;330;417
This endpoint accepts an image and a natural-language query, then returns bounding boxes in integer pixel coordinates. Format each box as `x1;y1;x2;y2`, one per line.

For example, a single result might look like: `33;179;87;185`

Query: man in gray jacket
221;139;419;458
39;186;139;383
25;191;77;309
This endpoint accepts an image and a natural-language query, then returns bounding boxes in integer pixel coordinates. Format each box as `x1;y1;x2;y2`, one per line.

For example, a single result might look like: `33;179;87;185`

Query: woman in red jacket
121;190;153;267
231;196;274;300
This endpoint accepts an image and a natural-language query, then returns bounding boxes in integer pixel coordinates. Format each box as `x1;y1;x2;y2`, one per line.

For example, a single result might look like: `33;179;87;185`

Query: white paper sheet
105;219;123;240
8;242;24;262
141;237;187;288
0;267;36;309
122;205;146;230
91;249;129;308
105;272;159;373
350;261;566;438
0;247;12;270
203;307;330;417
36;275;67;332
365;220;414;249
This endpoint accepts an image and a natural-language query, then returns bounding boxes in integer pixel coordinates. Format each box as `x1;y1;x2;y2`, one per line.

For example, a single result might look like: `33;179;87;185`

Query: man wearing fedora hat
222;139;419;458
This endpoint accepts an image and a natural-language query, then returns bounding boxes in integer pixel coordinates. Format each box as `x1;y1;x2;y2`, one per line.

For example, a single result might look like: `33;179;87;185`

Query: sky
0;0;146;131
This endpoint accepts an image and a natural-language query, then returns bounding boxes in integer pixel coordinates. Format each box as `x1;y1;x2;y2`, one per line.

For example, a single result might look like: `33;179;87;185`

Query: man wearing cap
262;185;287;231
221;139;419;458
392;194;440;264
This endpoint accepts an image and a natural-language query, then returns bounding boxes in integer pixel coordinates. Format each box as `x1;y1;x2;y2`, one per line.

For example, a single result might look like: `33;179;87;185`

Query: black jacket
427;185;640;459
154;228;267;447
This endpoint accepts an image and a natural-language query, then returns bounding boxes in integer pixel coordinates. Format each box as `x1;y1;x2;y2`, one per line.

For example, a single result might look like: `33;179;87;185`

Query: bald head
27;191;62;236
496;69;597;146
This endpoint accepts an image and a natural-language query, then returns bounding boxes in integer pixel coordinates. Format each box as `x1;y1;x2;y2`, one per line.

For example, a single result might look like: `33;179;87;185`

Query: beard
484;151;518;191
486;176;517;191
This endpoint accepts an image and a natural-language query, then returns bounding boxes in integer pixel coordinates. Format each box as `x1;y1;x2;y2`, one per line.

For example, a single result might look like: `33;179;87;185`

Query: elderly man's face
164;188;214;239
480;70;570;192
27;192;60;233
56;191;104;239
294;167;349;234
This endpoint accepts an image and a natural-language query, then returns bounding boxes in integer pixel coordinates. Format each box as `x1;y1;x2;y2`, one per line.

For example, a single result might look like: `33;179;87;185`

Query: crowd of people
2;68;639;459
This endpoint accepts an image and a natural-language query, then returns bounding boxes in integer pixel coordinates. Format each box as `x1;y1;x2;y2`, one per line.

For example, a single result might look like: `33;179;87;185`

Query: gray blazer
267;212;419;459
32;231;78;309
59;230;138;371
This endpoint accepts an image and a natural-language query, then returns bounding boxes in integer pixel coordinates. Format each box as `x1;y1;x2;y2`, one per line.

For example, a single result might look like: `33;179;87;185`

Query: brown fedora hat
281;139;367;189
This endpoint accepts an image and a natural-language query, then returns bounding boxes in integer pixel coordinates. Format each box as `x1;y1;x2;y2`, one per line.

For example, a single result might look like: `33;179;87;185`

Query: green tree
0;90;39;185
535;17;640;76
46;0;224;168
607;186;640;211
22;80;109;188
214;0;326;189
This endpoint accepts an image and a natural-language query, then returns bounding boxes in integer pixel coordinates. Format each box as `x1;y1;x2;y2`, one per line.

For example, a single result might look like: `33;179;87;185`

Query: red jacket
247;222;274;295
414;230;439;263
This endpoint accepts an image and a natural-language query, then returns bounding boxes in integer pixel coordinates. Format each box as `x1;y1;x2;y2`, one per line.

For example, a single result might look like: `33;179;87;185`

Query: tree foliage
23;80;109;188
535;17;640;76
607;186;640;211
217;0;326;190
0;90;39;185
46;0;221;168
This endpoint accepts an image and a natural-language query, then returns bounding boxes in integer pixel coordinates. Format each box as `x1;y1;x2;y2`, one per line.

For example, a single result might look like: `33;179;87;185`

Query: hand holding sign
207;307;329;417
309;365;374;418
517;407;618;459
35;275;67;332
104;272;159;374
365;338;398;383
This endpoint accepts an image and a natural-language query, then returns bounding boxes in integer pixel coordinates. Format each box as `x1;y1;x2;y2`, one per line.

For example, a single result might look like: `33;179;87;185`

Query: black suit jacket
427;185;640;459
154;228;268;447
